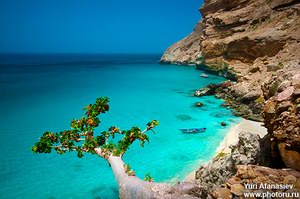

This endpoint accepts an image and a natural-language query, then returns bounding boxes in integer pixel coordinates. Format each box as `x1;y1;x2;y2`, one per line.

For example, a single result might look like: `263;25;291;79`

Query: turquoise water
0;54;239;199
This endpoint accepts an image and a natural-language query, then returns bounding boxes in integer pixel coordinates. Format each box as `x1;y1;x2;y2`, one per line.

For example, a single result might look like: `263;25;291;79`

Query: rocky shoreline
181;114;300;198
184;119;267;182
160;0;300;198
193;81;264;122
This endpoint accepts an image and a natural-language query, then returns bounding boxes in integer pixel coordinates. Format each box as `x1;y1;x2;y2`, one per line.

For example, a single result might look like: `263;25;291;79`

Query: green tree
32;97;196;199
32;97;158;158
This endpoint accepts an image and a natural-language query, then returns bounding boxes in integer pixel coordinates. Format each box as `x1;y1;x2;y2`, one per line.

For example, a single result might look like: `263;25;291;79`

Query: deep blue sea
0;54;239;199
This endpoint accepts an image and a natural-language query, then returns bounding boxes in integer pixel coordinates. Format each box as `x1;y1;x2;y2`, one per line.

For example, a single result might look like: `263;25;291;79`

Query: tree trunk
96;149;200;199
108;155;160;199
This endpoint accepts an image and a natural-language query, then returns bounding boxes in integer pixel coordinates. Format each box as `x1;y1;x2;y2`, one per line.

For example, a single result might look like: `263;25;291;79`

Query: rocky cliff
161;0;300;83
161;0;300;198
161;0;300;170
162;0;300;84
161;0;300;79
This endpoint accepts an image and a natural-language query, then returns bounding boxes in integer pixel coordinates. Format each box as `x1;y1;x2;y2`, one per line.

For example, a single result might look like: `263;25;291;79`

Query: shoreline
184;118;268;182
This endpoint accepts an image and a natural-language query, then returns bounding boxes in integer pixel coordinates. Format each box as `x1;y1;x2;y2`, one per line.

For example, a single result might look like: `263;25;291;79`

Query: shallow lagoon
0;54;239;198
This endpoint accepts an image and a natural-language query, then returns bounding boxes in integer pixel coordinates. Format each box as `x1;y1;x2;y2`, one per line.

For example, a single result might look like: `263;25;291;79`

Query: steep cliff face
160;20;203;65
161;0;300;91
161;0;300;172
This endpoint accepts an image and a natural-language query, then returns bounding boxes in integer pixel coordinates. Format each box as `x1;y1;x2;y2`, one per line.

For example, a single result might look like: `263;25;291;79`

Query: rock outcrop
194;132;269;198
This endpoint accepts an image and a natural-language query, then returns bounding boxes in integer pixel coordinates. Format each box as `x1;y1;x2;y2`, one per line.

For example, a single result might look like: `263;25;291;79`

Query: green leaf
32;96;158;161
77;149;84;158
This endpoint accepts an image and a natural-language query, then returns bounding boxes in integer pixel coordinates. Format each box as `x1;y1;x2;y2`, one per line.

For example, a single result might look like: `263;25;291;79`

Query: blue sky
0;0;203;54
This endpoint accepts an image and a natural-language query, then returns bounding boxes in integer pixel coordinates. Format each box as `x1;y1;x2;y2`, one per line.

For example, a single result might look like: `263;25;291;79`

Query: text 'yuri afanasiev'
244;183;294;190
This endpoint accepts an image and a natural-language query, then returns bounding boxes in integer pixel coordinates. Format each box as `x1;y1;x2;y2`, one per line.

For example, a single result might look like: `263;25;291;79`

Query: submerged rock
176;114;193;121
195;102;204;107
221;122;227;126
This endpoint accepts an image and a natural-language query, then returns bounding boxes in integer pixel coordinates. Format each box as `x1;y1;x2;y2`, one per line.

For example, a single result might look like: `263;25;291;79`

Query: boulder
241;90;261;103
277;86;294;102
230;132;262;165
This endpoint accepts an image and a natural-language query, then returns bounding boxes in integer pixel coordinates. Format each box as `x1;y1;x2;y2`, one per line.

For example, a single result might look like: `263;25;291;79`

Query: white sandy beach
216;119;268;153
184;119;268;182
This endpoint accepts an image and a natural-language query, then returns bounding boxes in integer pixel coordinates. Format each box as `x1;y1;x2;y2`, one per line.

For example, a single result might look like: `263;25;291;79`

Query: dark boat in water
179;128;207;134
